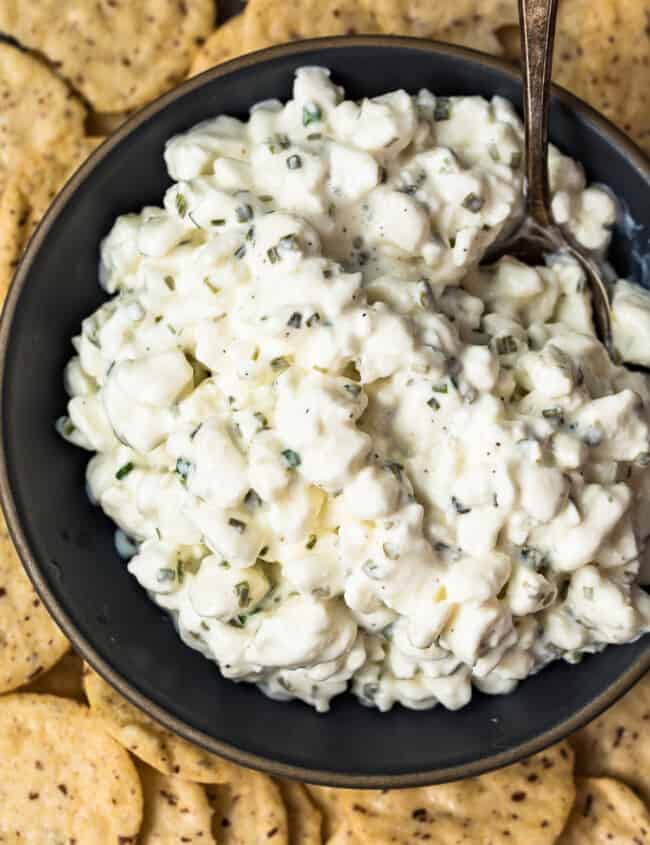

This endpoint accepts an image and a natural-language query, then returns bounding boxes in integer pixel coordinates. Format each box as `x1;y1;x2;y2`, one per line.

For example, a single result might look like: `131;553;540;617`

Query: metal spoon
486;0;614;354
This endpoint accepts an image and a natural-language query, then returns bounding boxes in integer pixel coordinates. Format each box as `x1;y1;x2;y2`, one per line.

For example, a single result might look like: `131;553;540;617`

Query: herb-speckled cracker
277;779;322;845
339;741;575;845
243;0;381;52
206;765;289;845
368;0;517;54
83;665;231;783
189;15;247;77
571;671;650;803
0;0;217;112
552;0;650;156
0;138;102;297
557;777;650;845
0;509;69;693
0;43;86;186
22;650;85;700
0;693;143;842
137;763;217;844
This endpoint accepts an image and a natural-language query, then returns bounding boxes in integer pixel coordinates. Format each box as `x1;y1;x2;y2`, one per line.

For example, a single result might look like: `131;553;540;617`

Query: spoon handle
519;0;559;227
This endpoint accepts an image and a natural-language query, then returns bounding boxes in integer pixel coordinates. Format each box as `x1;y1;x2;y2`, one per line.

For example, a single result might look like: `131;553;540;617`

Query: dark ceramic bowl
1;37;649;788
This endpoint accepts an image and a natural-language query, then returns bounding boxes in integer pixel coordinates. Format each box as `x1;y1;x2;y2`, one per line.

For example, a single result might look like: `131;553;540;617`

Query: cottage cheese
59;68;650;712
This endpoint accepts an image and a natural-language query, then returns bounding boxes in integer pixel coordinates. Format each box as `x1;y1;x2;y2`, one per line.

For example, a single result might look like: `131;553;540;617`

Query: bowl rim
1;34;649;788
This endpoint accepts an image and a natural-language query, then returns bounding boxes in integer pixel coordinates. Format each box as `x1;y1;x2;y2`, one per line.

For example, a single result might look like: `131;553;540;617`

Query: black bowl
1;37;649;788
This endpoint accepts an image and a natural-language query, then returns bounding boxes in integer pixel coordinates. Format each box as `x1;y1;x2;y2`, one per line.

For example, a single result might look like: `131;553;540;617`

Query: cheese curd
59;68;650;713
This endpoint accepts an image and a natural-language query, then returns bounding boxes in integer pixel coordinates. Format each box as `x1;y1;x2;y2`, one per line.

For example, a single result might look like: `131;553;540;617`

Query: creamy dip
59;68;650;712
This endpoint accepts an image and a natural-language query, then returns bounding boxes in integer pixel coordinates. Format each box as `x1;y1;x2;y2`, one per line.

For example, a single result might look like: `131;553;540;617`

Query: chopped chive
244;489;262;509
286;154;302;170
434;97;451;121
175;193;188;217
211;218;226;226
228;518;247;534
163;275;175;291
432;383;448;394
287;311;302;329
542;407;564;421
282;449;301;469
220;560;231;569
303;103;323;125
306;312;321;328
156;567;176;583
254;411;269;430
234;244;246;259
495;335;517;355
175;457;193;483
235;580;251;608
115;461;134;480
427;397;440;410
203;277;220;294
278;234;299;251
259;195;273;202
451;496;471;515
270;356;290;371
267;246;280;263
236;204;253;222
462;192;484;213
259;545;269;558
306;534;317;550
307;132;322;141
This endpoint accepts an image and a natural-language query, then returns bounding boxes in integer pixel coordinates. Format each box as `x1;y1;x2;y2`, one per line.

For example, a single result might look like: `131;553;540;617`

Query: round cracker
0;0;217;112
0;42;86;183
0;508;69;693
305;786;348;840
571;671;650;804
243;0;381;52
137;763;217;844
22;649;85;700
558;777;650;845
369;0;517;52
189;15;247;77
551;0;650;155
277;779;322;845
83;665;231;783
0;693;143;842
340;741;575;845
206;765;289;845
0;137;103;297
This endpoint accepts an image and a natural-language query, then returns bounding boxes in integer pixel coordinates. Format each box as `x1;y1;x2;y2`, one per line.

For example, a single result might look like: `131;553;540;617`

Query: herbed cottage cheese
59;68;650;712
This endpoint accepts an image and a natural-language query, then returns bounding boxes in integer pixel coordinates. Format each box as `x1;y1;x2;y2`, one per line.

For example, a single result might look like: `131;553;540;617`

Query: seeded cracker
571;670;650;803
339;741;575;845
189;15;247;76
206;765;289;845
552;0;650;156
0;138;102;297
243;0;381;52
366;0;518;54
0;693;143;842
137;763;217;844
557;777;650;845
83;665;231;783
0;43;86;187
277;779;323;845
0;0;217;112
0;509;68;694
22;650;85;700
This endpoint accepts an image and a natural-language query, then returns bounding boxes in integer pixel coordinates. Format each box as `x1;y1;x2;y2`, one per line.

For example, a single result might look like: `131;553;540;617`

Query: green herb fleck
306;312;321;328
234;244;246;259
115;462;134;480
432;383;448;394
303;102;323;125
228;518;247;534
267;246;280;263
270;356;290;372
235;581;251;608
156;567;176;583
211;218;226;226
175;193;188;217
175;457;193;483
287;154;302;170
236;204;253;223
427;397;440;410
306;534;317;550
254;411;269;430
244;489;262;509
163;275;175;291
287;311;302;329
282;449;301;469
462;192;484;213
434;97;451;121
451;496;471;515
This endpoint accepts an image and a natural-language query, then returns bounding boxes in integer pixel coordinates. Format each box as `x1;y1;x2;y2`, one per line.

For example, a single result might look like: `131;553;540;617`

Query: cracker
340;741;575;845
243;0;381;52
0;42;86;184
557;777;650;845
83;665;231;783
0;0;217;112
22;649;85;700
0;508;69;693
305;786;348;840
369;0;518;53
0;693;143;842
0;137;102;297
552;0;650;155
137;763;217;844
571;671;650;804
277;779;322;845
189;15;247;76
206;765;289;845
